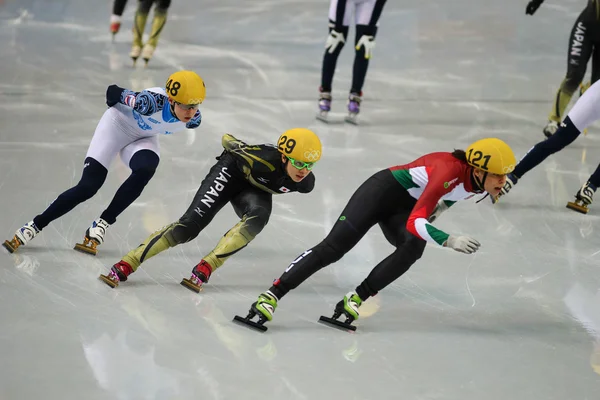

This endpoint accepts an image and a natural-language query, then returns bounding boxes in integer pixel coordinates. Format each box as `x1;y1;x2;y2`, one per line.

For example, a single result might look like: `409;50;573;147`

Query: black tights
33;150;159;229
269;169;426;302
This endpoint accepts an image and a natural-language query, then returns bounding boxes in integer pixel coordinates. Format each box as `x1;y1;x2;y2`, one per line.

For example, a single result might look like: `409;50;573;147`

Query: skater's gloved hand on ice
428;199;449;223
106;84;125;107
444;235;480;254
525;0;543;15
325;30;345;54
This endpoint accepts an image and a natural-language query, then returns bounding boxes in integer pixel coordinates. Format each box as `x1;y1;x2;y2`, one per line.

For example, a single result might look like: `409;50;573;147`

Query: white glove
444;235;481;254
355;35;375;59
325;30;345;54
428;200;449;223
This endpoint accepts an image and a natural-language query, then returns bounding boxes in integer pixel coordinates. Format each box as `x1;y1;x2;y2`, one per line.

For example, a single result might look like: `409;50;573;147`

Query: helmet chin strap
473;170;490;204
473;170;487;191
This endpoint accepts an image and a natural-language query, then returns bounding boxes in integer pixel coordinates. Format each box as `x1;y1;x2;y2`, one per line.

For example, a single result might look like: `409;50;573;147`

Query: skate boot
491;172;518;204
141;44;155;66
3;221;40;254
316;89;332;123
74;218;110;256
99;261;134;288
567;181;597;214
180;260;213;293
130;45;142;65
109;15;121;40
344;92;362;125
233;291;278;332
319;291;362;332
543;120;559;138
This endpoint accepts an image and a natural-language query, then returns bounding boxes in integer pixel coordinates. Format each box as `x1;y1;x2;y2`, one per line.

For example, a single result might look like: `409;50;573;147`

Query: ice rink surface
1;0;600;399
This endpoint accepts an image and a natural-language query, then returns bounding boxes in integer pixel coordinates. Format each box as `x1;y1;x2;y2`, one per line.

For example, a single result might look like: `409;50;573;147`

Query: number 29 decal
278;135;296;154
467;148;491;170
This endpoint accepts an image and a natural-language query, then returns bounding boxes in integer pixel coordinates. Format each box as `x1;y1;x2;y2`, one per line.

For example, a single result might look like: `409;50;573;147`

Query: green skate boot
319;291;362;332
233;291;278;332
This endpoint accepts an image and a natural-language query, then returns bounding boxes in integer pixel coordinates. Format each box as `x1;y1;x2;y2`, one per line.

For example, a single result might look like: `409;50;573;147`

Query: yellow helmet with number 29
277;128;322;164
465;138;516;175
165;70;206;105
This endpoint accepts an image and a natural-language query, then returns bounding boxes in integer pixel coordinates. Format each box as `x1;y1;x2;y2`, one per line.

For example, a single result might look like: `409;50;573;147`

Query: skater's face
169;99;199;123
282;154;312;182
475;169;507;197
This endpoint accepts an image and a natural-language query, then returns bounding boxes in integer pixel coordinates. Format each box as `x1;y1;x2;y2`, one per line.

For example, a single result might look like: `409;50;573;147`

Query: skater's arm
186;109;202;128
427;199;455;223
106;84;166;115
406;166;457;246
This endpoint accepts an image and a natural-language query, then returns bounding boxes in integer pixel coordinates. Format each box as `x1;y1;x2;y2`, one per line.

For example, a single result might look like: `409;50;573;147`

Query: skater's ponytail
451;149;467;162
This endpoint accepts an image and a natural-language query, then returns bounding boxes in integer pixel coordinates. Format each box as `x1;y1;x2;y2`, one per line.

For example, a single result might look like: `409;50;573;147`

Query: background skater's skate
141;44;155;66
74;218;110;256
130;45;142;66
344;92;361;125
3;221;39;253
316;90;332;122
233;291;278;332
319;291;360;332
99;261;134;288
567;181;596;214
180;260;212;293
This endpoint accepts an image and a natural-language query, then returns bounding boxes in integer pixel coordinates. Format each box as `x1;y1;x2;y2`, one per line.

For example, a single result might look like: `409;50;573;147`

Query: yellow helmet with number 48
277;128;322;167
165;70;206;105
465;138;516;175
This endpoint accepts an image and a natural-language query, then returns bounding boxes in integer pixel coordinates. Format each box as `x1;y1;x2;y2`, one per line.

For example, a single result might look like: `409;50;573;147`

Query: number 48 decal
165;79;181;97
467;148;491;170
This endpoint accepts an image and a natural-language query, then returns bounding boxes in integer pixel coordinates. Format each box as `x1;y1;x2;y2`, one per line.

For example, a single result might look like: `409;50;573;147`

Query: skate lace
109;270;121;282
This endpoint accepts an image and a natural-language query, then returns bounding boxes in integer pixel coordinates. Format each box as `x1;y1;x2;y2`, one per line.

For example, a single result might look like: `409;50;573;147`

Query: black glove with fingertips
525;0;543;15
106;84;124;107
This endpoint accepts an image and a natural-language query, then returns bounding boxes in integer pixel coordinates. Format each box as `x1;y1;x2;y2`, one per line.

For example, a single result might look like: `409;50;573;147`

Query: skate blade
316;113;330;123
566;201;589;214
318;315;357;332
73;243;98;256
180;278;203;293
232;315;268;332
344;115;359;125
98;274;118;288
2;239;18;254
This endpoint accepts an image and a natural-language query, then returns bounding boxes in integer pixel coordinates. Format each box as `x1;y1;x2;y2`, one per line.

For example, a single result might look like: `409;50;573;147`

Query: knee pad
243;207;271;236
137;0;154;14
563;73;585;94
313;238;345;265
164;220;201;245
543;116;581;152
77;157;107;199
325;20;349;55
130;150;159;183
355;25;378;59
155;0;171;11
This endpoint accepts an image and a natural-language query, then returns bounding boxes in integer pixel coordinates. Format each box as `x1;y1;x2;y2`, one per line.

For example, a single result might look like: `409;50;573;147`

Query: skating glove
355;35;375;59
428;199;449;223
106;84;125;107
325;30;345;54
525;0;543;15
444;235;480;254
